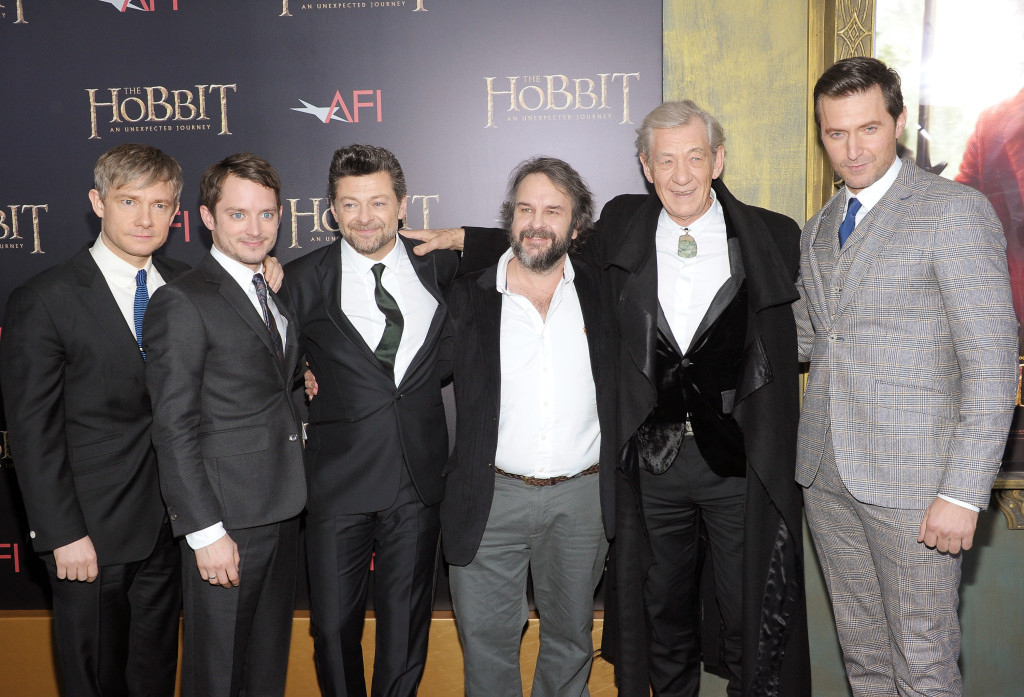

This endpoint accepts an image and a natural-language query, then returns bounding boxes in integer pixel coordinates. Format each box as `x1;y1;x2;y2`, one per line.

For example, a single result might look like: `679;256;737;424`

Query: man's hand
53;535;99;582
918;497;979;554
195;534;240;588
304;368;318;400
264;255;284;292
401;228;466;256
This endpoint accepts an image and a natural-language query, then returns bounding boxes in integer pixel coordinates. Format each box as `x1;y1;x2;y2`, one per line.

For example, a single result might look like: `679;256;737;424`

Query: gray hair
635;100;726;161
499;156;594;252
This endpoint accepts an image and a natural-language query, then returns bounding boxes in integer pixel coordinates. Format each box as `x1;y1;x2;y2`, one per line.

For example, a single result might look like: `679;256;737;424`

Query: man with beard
280;144;503;697
407;100;811;697
441;157;615;697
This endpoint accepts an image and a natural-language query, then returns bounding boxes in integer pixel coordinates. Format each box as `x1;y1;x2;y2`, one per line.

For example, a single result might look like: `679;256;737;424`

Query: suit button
29;530;36;539
396;393;403;401
288;434;299;441
170;514;178;521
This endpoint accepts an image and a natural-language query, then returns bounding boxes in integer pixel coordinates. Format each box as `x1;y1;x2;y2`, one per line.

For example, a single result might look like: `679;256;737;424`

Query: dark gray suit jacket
145;252;306;537
1;245;189;564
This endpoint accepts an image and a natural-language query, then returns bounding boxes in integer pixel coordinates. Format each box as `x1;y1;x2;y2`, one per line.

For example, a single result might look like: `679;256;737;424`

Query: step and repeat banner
0;0;662;608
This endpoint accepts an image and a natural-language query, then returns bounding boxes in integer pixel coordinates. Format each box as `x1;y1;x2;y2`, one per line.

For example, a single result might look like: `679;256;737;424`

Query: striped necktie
134;268;148;360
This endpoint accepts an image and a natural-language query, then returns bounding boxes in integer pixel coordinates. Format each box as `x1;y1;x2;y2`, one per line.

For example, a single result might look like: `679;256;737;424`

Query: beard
341;222;397;257
510;226;572;272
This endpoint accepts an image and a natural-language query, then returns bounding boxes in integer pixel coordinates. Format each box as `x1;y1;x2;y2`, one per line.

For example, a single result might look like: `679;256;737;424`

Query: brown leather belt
493;463;600;486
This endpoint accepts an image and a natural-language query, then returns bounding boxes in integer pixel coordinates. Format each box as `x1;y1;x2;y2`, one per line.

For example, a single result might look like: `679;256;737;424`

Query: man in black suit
145;153;307;697
442;157;615;696
283;144;506;697
408;100;811;697
0;143;185;697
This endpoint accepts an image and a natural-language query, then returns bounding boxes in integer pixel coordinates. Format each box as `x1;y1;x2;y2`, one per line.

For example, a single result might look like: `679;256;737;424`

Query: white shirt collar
340;236;404;277
845;157;902;214
210;244;267;290
91;234;154;286
494;247;574;295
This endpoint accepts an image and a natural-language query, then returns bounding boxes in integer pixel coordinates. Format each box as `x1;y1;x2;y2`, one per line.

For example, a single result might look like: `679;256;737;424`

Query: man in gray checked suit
795;56;1018;697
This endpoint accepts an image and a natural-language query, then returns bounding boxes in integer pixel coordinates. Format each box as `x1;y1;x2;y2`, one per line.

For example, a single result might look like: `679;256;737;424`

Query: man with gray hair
407;100;811;697
442;157;615;697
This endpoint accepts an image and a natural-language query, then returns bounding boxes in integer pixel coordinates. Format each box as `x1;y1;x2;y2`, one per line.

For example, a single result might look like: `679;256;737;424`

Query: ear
571;227;579;240
895;106;908;139
398;196;408;221
711;146;725;180
88;189;105;219
639;154;654;184
199;205;216;231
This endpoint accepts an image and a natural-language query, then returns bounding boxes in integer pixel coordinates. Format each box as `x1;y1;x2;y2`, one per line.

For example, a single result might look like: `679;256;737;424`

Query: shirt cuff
185;522;227;550
937;494;980;513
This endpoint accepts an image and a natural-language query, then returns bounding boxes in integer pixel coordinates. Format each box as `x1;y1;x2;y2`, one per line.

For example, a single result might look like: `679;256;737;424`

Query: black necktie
371;263;404;378
252;274;285;363
838;197;862;247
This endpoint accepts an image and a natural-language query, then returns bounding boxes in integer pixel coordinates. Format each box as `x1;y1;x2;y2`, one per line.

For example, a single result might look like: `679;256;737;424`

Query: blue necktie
134;268;148;360
838;197;862;248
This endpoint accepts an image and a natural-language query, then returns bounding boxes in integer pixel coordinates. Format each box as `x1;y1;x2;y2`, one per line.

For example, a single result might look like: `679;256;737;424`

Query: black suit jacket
594;180;811;696
439;254;617;567
145;253;307;537
280;237;460;516
0;245;189;564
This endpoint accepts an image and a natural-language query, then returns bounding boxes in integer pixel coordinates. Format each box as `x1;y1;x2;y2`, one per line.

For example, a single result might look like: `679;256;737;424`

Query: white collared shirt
339;238;438;386
655;190;731;352
186;246;289;550
492;249;601;477
844;157;902;229
90;235;165;343
210;245;288;343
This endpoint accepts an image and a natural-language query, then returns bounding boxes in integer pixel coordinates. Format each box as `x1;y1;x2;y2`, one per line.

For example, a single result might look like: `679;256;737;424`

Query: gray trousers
804;437;963;697
449;470;609;697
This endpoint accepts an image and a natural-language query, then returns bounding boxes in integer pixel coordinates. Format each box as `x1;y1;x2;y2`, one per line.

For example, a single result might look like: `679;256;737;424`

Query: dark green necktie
371;263;404;377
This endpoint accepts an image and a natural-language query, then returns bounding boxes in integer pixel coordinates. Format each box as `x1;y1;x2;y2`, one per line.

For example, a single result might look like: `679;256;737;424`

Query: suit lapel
200;254;287;378
400;236;447;385
71;247;147;383
473;266;504;400
314;241;380;365
607;194;662;390
835;161;920;317
805;194;842;324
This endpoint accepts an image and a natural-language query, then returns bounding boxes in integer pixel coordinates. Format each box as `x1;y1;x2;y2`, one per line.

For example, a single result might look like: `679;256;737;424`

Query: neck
506;255;565;319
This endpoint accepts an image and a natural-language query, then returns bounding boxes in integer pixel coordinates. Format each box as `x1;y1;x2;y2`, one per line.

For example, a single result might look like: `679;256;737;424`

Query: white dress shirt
90;235;166;345
842;157;902;231
655;189;731;352
186;247;289;549
493;249;601;477
340;239;438;386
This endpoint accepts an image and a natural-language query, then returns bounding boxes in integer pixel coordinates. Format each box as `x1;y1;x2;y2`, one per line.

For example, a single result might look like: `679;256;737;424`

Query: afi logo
292;90;383;125
98;0;179;11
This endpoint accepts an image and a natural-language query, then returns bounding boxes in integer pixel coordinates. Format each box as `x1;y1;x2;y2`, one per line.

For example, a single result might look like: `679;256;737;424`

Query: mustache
517;227;556;241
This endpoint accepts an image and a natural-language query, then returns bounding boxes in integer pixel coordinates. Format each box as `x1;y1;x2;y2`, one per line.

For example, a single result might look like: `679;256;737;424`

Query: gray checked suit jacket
794;158;1018;511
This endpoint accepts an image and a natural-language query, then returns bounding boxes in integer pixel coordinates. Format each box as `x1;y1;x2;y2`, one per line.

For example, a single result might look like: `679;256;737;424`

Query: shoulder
153;254;191;279
285;241;333;273
599;193;650;221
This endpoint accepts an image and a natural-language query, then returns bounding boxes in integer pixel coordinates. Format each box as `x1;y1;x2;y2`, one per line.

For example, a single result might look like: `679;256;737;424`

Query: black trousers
179;517;300;697
640;438;746;697
306;465;440;697
45;519;180;697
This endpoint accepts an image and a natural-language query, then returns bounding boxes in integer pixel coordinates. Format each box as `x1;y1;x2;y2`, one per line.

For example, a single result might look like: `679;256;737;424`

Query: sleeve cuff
937;494;980;513
186;522;227;550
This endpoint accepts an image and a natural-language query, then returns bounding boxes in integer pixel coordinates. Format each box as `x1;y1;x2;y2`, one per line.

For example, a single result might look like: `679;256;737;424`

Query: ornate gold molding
806;0;876;219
